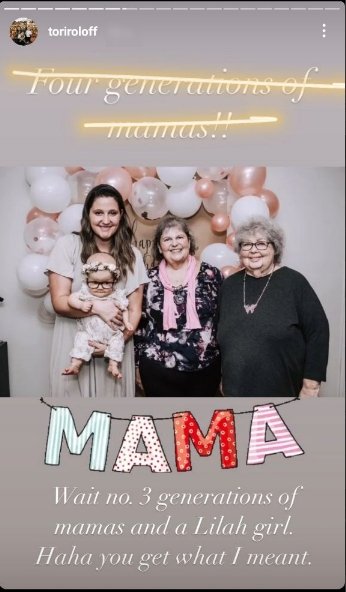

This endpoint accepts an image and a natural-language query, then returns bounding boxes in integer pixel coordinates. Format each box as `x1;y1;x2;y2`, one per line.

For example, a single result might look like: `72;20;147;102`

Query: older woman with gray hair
218;217;329;397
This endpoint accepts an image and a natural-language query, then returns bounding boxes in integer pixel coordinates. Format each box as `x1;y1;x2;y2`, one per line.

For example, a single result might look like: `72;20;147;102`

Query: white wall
0;168;53;396
0;166;344;397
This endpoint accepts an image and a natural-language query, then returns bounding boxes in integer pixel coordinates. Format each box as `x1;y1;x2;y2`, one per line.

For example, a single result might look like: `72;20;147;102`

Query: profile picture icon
10;17;38;46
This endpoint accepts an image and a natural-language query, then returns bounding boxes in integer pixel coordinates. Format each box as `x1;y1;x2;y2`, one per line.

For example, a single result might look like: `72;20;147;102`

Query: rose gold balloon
228;166;266;196
221;265;240;279
211;213;230;233
65;166;84;175
26;207;59;223
124;167;157;180
95;167;133;201
259;188;280;217
226;232;236;249
196;178;214;199
197;167;230;181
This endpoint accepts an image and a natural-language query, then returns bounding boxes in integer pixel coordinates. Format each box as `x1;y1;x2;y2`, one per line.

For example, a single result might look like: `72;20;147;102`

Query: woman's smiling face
240;232;275;275
89;196;122;242
159;225;191;267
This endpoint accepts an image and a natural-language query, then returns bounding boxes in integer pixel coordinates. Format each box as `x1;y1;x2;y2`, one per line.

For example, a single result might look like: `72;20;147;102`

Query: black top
217;267;329;396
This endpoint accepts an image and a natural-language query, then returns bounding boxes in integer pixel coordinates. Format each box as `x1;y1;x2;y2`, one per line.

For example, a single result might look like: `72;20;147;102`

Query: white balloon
58;204;84;234
157;167;196;187
200;243;240;270
17;254;49;291
167;182;201;218
30;175;72;213
130;177;169;220
38;300;56;324
43;292;56;316
24;287;49;297
230;195;270;229
24;217;61;254
130;184;150;209
25;167;67;185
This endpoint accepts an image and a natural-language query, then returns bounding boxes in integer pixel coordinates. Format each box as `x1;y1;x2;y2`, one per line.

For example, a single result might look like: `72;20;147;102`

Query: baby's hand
80;301;93;313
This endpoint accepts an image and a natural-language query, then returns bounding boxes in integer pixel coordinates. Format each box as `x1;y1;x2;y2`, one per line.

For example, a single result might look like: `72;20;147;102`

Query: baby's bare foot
62;361;83;375
108;361;122;379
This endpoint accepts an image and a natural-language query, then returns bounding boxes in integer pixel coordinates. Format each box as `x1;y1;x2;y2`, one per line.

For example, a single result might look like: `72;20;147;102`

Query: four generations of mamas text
0;0;345;590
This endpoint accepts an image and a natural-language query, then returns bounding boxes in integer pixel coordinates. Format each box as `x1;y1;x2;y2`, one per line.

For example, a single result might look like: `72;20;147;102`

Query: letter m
173;410;237;471
45;406;111;471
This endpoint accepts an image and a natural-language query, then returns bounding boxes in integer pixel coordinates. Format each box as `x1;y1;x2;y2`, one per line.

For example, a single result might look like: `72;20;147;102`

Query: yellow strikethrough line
11;70;345;90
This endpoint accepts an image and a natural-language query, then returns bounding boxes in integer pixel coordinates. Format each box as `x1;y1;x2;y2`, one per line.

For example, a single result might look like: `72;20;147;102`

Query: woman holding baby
47;184;149;397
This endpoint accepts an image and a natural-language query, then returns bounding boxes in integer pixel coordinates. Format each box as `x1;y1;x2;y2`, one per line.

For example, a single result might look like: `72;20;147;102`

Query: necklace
167;264;189;288
243;265;275;314
173;285;186;305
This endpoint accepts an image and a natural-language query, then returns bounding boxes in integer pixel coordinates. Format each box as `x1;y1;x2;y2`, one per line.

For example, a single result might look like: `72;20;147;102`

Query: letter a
247;404;304;465
113;416;171;473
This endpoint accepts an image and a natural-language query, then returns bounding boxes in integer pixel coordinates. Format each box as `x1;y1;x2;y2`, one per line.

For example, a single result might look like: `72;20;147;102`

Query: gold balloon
211;213;230;233
196;178;214;199
65;166;84;175
124;166;157;180
259;188;280;217
95;167;133;201
26;207;59;223
226;232;236;249
228;166;266;196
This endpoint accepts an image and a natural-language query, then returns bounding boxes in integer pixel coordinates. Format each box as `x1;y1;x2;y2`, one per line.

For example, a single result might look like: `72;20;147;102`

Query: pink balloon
65;166;84;175
259;188;280;217
221;265;241;279
228;167;266;196
26;207;59;223
197;167;230;181
95;167;133;201
211;213;230;233
195;178;214;199
124;166;157;180
226;232;236;249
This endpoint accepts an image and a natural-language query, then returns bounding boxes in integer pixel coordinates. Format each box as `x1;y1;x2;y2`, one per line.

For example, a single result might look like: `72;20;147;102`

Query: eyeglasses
87;281;115;289
240;241;272;251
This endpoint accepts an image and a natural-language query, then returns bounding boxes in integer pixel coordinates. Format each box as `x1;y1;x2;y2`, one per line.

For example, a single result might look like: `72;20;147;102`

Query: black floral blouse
134;262;223;372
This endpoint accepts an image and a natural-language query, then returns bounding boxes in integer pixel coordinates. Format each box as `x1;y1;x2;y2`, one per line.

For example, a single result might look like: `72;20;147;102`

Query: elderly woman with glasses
134;215;223;397
217;217;329;397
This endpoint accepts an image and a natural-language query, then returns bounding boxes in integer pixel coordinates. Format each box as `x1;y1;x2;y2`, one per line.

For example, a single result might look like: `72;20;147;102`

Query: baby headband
82;262;120;279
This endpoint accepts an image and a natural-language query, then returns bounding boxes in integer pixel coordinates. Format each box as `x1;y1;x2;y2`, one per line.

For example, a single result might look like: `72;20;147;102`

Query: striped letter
247;404;304;465
45;406;111;471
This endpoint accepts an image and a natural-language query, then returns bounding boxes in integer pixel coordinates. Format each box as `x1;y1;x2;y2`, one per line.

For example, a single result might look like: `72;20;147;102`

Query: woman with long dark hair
47;184;148;397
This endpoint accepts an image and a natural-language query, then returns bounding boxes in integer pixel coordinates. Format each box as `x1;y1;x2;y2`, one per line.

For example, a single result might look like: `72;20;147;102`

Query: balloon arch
17;166;280;321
